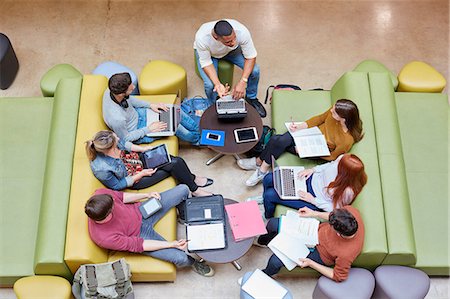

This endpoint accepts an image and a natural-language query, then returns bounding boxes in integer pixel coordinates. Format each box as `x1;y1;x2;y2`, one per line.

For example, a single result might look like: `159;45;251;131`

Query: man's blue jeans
195;48;260;102
139;185;194;267
136;107;156;144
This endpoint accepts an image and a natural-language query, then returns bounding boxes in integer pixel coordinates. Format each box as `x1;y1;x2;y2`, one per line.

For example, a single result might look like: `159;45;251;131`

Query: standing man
194;19;266;117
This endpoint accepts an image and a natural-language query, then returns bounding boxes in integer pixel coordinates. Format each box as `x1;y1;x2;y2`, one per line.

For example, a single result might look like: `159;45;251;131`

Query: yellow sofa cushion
14;276;72;299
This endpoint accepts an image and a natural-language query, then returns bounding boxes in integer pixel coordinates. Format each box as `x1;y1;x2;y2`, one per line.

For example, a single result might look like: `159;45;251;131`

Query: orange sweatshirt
316;206;365;282
305;109;354;161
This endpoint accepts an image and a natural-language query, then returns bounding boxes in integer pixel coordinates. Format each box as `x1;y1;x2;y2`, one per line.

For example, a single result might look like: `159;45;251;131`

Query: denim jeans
261;218;325;276
139;185;194;267
135;107;156;144
175;109;201;144
262;173;321;219
195;48;260;102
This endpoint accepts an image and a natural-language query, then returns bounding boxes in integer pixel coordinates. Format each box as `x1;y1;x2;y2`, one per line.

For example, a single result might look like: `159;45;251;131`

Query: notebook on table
271;156;306;200
185;195;227;252
225;200;267;242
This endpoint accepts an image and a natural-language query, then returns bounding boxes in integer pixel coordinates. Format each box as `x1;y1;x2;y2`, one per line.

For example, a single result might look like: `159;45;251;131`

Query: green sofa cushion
34;78;82;280
0;98;53;286
369;72;416;265
354;59;399;90
395;92;449;275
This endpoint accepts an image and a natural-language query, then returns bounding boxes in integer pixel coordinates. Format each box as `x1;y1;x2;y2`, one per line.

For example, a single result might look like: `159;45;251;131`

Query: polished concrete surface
0;0;448;298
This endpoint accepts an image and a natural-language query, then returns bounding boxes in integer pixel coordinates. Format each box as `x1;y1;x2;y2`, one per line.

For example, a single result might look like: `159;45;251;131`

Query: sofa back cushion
34;77;82;280
369;72;416;265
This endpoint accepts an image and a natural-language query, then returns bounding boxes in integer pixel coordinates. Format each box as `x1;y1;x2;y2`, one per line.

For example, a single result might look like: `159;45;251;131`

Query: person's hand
214;83;229;98
298;207;316;218
143;145;153;152
232;80;246;100
147;191;160;200
171;239;188;250
289;122;300;132
298;258;312;268
141;168;157;177
148;121;167;132
298;190;315;203
150;103;169;113
298;169;314;180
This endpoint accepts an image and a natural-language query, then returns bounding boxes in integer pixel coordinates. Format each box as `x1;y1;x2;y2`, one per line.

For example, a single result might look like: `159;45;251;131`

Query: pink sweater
88;188;144;253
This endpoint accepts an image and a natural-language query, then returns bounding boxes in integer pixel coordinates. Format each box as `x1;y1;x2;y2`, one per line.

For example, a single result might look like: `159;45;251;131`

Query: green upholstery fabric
395;92;449;275
0;98;53;286
369;72;416;265
40;64;82;97
34;78;82;280
271;72;388;272
194;52;234;86
354;59;399;90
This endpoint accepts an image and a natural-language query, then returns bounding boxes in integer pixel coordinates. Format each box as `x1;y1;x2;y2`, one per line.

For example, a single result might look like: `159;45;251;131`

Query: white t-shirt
194;19;257;68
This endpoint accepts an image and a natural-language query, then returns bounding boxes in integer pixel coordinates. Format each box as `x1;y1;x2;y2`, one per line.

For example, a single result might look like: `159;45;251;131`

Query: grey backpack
72;258;134;299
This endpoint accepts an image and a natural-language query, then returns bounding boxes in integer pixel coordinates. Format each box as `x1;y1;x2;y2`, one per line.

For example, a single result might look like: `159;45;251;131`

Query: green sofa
0;76;82;286
272;66;448;275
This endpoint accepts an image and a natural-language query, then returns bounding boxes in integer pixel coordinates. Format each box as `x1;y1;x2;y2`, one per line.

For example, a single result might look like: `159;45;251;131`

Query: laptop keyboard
281;168;296;197
217;100;245;110
159;110;171;131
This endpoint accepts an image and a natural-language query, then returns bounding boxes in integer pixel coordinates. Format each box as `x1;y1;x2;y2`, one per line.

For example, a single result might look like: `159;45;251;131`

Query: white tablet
234;127;258;143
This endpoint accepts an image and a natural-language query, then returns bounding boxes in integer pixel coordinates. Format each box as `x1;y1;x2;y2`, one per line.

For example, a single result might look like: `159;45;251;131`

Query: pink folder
225;201;267;241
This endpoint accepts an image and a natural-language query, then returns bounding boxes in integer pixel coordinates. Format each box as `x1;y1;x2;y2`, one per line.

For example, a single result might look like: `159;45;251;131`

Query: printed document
187;223;225;251
280;210;320;247
268;233;310;271
285;123;331;158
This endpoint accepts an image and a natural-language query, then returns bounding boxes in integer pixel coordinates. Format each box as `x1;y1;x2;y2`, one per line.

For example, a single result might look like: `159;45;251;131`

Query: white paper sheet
241;269;288;299
187;223;225;251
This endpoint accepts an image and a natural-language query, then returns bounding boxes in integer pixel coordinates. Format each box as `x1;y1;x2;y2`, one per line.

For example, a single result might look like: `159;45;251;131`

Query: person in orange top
258;205;364;282
238;99;364;186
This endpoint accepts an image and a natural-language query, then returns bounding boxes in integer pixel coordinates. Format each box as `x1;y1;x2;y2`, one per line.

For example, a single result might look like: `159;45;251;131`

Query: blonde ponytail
85;130;117;161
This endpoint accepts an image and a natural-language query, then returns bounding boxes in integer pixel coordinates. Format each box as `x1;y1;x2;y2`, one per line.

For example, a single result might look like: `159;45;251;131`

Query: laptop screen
271;156;282;195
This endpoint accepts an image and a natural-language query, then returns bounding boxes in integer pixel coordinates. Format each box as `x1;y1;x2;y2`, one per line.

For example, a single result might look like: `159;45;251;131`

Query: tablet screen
237;128;257;141
143;198;161;214
143;144;171;169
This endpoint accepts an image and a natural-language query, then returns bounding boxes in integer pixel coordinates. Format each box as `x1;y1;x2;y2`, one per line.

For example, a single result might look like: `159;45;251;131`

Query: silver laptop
146;104;181;137
216;95;247;115
271;156;307;200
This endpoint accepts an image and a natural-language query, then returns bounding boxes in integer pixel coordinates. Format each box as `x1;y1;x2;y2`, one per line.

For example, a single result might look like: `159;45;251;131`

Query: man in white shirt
194;19;266;117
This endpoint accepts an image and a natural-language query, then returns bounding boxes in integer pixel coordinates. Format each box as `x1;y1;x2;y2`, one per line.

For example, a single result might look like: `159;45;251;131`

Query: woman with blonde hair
86;130;213;197
238;99;364;186
262;153;367;219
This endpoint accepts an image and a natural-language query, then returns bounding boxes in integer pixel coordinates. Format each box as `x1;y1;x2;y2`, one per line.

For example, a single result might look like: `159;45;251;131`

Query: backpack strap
85;265;98;297
264;85;275;104
112;260;127;297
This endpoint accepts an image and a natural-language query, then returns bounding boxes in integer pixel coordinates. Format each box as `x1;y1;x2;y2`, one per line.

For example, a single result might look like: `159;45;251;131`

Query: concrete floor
0;0;449;298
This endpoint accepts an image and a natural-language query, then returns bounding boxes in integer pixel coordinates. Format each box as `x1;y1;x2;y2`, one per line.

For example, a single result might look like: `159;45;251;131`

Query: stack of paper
284;123;331;158
241;269;288;299
225;201;267;242
186;223;225;251
268;211;320;270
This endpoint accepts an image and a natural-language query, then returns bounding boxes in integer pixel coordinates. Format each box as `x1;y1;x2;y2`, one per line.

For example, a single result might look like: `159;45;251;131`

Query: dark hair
214;20;233;37
109;73;132;95
329;208;358;237
334;99;364;142
85;194;114;221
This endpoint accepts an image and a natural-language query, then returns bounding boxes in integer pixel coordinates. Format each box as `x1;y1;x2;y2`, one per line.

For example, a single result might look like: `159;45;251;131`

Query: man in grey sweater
103;72;167;145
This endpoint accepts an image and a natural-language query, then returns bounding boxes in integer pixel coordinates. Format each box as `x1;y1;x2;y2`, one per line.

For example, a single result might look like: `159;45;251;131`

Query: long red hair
327;154;367;208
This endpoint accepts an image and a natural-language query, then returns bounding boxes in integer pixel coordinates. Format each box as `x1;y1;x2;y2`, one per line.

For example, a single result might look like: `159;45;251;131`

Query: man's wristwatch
241;77;248;84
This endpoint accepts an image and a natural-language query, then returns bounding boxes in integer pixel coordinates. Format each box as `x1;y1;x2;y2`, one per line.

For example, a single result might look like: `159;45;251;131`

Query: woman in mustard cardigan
238;99;364;186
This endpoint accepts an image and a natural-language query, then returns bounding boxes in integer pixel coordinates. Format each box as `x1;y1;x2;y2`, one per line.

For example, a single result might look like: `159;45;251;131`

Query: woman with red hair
262;153;367;219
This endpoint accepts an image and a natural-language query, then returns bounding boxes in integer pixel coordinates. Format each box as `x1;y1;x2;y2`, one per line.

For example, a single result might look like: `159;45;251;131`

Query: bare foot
194;176;207;186
192;188;213;197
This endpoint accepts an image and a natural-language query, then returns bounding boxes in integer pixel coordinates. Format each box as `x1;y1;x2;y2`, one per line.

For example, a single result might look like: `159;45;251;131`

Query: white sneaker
246;169;267;186
245;195;264;204
237;157;258;170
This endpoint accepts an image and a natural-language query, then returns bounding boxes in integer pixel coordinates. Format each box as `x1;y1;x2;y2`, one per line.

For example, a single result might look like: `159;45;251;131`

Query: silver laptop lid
271;156;283;196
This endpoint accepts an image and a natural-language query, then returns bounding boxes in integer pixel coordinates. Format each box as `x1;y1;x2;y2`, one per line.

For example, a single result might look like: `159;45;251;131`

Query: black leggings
259;132;296;164
131;156;198;191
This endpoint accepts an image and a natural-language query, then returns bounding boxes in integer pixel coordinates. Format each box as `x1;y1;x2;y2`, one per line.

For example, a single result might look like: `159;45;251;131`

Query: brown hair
335;99;364;142
109;72;132;95
85;194;114;221
327;154;368;208
85;130;117;161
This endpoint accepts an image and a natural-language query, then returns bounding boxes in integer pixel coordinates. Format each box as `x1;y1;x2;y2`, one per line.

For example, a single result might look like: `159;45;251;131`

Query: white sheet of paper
280;210;320;247
284;123;321;137
294;134;331;158
268;233;310;271
187;223;225;251
241;269;288;299
268;241;297;271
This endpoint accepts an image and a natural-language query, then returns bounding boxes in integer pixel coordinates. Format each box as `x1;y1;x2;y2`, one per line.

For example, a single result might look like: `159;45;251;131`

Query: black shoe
197;178;214;188
245;97;267;118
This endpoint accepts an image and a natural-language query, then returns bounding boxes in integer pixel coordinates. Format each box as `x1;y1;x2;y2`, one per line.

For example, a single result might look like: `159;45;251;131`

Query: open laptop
216;95;247;119
271;156;307;200
146;92;181;137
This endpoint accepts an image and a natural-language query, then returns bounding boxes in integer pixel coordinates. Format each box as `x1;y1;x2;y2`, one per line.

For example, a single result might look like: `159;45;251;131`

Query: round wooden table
196;198;253;270
199;103;263;165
